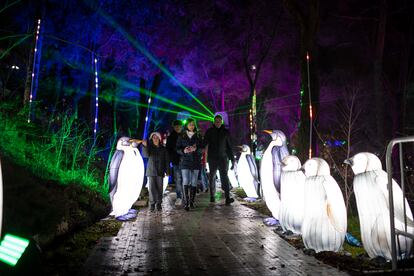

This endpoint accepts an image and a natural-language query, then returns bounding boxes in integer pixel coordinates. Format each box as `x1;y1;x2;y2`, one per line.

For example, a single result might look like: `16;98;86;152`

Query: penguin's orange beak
263;130;272;134
129;139;142;144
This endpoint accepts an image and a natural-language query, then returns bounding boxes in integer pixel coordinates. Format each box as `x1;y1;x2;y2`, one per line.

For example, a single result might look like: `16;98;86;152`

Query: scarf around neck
186;130;195;139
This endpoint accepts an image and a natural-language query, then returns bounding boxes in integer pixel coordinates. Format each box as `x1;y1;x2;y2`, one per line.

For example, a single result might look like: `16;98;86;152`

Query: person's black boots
190;186;197;208
184;185;190;211
225;197;234;206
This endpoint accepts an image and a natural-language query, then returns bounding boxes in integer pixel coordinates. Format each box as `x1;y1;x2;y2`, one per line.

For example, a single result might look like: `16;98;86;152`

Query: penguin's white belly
302;177;343;252
260;153;280;219
354;173;413;260
237;155;258;198
112;149;144;217
279;171;305;234
228;160;239;188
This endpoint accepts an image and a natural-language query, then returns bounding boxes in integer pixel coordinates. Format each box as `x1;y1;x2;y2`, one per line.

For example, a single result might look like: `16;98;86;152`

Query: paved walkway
82;191;348;275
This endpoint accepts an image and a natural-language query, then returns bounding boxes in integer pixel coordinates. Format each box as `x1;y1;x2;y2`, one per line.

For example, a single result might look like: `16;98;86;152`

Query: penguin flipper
324;176;347;234
376;170;414;228
109;151;124;191
246;154;259;182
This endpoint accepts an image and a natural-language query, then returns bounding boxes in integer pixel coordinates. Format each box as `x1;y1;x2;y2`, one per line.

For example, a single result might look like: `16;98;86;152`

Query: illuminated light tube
0;234;30;266
28;19;42;123
93;55;99;140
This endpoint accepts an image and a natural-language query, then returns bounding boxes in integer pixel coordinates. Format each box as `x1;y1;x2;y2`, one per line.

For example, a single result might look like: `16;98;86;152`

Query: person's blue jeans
182;169;199;187
200;167;208;191
173;164;183;199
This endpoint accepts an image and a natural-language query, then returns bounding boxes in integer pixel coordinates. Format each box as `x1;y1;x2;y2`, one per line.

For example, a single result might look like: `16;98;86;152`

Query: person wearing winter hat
176;118;203;211
142;131;170;212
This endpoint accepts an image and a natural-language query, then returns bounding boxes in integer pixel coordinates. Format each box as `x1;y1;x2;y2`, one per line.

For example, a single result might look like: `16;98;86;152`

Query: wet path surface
82;192;348;275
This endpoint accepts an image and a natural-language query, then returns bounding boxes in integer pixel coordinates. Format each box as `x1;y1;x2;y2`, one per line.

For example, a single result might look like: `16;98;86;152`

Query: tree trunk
283;0;320;161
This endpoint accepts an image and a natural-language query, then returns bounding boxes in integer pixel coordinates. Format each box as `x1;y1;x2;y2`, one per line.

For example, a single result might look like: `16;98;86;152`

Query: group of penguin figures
108;130;414;261
233;129;414;261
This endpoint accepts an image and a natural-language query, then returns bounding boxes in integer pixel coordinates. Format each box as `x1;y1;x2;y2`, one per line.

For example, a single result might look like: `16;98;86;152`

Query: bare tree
316;84;363;212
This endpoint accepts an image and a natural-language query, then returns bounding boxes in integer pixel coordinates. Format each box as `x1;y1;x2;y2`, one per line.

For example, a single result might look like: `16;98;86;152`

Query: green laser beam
98;93;211;121
100;73;213;121
51;52;214;121
98;11;215;117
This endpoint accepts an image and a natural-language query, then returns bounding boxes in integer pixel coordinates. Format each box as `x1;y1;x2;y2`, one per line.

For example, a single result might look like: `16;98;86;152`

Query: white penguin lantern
109;137;145;218
279;155;305;234
260;130;289;222
237;145;259;198
346;152;414;260
301;158;347;252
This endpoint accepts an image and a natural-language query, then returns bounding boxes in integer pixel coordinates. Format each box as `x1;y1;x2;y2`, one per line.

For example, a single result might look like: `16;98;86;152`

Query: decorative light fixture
306;51;313;159
93;55;99;140
0;234;30;266
27;19;42;123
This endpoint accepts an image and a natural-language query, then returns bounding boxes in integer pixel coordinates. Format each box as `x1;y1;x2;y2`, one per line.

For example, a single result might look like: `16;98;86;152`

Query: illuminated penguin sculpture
279;155;305;234
109;137;144;219
260;130;289;225
345;152;414;260
236;145;259;199
302;158;347;252
228;160;239;189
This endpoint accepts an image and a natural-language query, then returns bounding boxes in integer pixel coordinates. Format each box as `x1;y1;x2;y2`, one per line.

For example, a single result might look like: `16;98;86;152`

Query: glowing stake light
0;234;30;266
306;51;312;159
27;19;42;123
93;55;99;139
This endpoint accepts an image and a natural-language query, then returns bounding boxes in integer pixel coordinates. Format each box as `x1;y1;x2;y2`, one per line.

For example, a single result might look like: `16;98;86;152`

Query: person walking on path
176;118;203;211
203;114;235;205
166;120;183;207
142;132;170;212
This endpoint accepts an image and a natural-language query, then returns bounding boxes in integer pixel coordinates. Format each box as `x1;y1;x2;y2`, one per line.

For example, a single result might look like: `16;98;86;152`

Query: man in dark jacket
204;114;235;205
166;120;183;206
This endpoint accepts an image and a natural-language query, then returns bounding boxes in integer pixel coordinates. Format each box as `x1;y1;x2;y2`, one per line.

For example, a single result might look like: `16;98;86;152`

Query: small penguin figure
302;158;347;252
109;137;145;218
345;152;414;260
228;160;239;189
236;145;259;199
279;155;305;234
260;130;289;224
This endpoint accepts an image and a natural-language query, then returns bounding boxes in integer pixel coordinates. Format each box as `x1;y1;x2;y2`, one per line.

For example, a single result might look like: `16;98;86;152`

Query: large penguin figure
236;145;259;199
302;158;347;252
109;137;145;219
260;130;289;224
279;155;305;234
345;152;414;260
